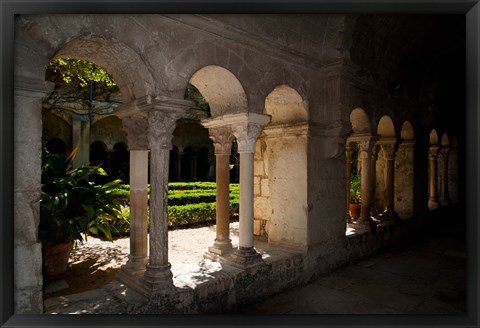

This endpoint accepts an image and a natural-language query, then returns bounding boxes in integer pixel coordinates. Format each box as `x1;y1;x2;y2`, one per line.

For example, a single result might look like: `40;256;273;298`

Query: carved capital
428;145;440;160
232;122;264;153
209;127;235;155
381;143;396;161
439;146;450;160
148;110;178;150
358;138;376;160
122;115;149;150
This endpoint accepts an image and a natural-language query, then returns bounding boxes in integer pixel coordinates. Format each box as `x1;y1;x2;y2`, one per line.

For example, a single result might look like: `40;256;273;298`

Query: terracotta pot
42;241;73;281
349;203;361;220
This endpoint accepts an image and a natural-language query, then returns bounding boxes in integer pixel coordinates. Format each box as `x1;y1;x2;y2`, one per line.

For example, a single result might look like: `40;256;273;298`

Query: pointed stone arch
189;65;249;117
400;121;415;140
429;129;439;145
377;115;396;138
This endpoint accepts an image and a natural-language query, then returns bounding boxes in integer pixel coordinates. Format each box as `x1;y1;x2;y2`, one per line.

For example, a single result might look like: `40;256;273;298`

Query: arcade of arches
13;14;465;313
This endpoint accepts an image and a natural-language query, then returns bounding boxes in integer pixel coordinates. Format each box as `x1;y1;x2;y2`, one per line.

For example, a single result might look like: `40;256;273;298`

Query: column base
428;199;440;210
350;217;377;231
378;209;400;224
139;263;174;295
204;240;234;261
221;247;264;270
370;207;380;220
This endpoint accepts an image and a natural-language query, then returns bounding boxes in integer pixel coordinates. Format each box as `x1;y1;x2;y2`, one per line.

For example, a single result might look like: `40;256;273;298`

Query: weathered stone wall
90;116;127;151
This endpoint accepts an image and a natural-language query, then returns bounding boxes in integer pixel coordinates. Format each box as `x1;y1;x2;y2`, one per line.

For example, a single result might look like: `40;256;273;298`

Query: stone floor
43;207;467;315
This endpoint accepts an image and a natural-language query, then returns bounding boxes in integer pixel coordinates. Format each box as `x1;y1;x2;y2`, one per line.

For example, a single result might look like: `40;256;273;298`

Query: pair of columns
346;136;399;230
202;113;271;268
428;145;450;209
118;100;271;294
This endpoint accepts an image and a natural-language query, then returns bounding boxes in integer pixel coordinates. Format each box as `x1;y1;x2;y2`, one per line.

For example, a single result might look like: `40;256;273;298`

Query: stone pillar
428;145;440;210
117;115;149;285
137;95;190;294
345;142;354;221
370;144;380;219
176;151;183;181
356;138;377;230
439;146;450;206
379;142;399;222
72;114;90;168
14;76;54;313
203;126;235;259
192;154;198;180
225;113;270;268
395;140;416;219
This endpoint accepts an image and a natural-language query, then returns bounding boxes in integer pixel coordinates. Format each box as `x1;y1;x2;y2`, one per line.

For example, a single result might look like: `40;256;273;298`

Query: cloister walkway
43;205;466;315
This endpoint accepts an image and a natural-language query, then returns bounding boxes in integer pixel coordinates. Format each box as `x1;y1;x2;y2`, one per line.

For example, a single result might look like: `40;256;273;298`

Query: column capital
429;145;440;159
208;126;235;155
139;95;192;150
204;113;271;153
380;143;396;161
358;136;378;160
439;146;450;158
122;115;149;150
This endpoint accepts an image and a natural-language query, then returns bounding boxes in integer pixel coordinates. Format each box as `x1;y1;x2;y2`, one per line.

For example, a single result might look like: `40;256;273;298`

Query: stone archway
258;84;309;247
375;115;399;221
346;108;377;231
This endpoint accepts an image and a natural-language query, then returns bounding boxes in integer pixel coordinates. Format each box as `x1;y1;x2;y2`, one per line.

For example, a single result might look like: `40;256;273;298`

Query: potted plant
349;173;362;220
40;149;129;281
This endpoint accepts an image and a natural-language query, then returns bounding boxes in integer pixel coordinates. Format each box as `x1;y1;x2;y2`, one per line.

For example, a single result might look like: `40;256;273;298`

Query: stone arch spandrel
264;85;308;125
90;116;127;151
349;108;371;135
189;65;249;117
52;35;156;106
377;115;396;138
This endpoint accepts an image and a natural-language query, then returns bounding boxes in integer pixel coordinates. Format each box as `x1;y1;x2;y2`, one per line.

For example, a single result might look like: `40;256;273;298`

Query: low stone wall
124;217;429;314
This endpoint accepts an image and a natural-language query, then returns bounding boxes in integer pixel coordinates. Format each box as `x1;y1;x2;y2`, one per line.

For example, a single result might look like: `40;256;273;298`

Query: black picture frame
1;1;478;327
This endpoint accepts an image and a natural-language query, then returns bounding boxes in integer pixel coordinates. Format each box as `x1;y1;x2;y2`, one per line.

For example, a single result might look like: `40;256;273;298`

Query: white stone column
379;141;399;222
225;113;270;268
137;95;191;294
72;114;90;168
14;76;54;313
201;126;235;259
118;115;149;285
428;145;440;210
439;146;450;206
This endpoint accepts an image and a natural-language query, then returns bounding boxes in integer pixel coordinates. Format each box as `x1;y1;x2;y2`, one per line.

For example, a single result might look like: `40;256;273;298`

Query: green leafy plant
349;174;362;204
39;149;129;246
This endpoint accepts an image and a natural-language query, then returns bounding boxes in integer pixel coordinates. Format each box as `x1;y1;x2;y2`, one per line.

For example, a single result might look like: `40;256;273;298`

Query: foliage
349;174;362;204
39;149;129;246
111;183;240;235
47;58;116;88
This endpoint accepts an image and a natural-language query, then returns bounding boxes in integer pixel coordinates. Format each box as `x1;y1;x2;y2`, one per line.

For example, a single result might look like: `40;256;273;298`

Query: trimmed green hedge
110;182;240;236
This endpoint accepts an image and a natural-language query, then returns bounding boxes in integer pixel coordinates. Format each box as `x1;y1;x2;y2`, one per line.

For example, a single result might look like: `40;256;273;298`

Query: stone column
176;151;183;181
137;95;190;294
117;115;149;285
192;154;198;180
345;142;354;221
356;138;377;230
396;140;416;219
203;126;235;259
428;145;440;210
379;142;399;221
439;146;450;206
370;144;380;219
72;114;90;168
228;113;270;268
14;76;54;313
